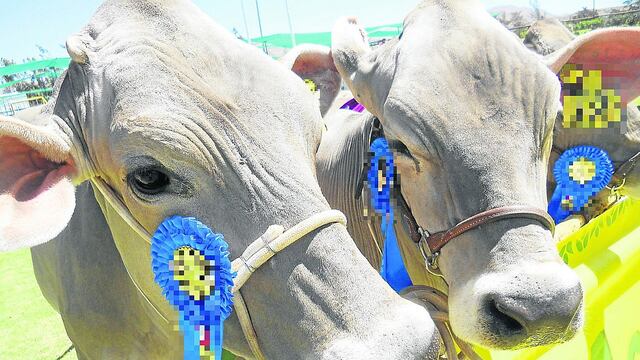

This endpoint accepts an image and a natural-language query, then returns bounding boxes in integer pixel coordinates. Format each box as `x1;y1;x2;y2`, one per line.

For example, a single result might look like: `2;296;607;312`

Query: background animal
522;20;639;221
523;18;576;56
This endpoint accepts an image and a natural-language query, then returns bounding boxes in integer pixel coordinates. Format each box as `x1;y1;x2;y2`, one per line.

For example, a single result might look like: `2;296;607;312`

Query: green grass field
0;248;237;360
0;248;77;360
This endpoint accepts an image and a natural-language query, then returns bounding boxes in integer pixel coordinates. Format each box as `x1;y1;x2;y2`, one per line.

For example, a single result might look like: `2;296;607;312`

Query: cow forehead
398;0;557;86
101;44;232;117
388;19;559;134
85;14;314;132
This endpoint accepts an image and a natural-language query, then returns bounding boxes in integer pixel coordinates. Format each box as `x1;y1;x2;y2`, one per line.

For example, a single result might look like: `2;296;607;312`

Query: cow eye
130;168;170;195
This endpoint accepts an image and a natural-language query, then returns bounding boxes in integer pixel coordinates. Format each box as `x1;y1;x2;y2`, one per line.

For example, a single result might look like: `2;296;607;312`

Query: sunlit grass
0;248;77;360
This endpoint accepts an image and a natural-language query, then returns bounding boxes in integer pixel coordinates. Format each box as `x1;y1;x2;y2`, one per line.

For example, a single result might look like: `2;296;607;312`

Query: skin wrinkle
208;104;329;230
102;41;254;209
165;51;290;215
289;263;350;335
132;122;213;174
383;99;439;160
114;110;264;235
210;108;264;214
383;98;462;228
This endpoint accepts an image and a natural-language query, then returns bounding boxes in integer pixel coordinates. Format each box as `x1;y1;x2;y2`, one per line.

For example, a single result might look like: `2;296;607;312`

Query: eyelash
388;140;413;158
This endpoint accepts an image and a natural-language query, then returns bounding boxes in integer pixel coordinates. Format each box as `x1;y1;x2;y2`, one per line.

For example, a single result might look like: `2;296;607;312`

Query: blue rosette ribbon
151;216;235;360
367;138;412;292
548;145;614;223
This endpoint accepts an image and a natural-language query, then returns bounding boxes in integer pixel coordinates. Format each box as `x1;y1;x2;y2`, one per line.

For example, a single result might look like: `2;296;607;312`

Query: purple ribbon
340;98;366;113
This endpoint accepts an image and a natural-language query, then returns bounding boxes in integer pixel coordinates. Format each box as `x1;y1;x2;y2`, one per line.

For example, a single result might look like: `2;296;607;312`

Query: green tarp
0;57;70;77
0;22;402;77
250;23;403;49
252;32;331;48
0;23;402;87
0;70;60;90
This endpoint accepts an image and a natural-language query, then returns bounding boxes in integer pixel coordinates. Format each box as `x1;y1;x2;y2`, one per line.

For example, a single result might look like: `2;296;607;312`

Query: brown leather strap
397;189;423;244
398;192;555;253
424;206;555;253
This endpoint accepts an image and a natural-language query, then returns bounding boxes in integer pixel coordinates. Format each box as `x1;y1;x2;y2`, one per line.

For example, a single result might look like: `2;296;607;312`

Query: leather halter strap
422;206;554;252
396;191;555;253
358;117;556;256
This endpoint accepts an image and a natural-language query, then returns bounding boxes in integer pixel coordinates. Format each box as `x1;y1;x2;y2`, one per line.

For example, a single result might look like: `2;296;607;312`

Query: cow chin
448;266;584;350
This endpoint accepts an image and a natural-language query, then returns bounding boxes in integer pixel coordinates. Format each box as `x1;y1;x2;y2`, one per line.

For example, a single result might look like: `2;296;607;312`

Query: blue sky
0;0;626;62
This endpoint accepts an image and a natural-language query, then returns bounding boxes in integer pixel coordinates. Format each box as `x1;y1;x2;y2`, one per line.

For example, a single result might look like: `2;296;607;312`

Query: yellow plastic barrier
8;96;47;115
476;199;640;360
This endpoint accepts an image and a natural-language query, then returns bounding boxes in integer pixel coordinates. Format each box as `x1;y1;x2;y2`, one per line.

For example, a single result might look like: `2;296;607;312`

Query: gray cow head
0;1;439;358
292;0;585;350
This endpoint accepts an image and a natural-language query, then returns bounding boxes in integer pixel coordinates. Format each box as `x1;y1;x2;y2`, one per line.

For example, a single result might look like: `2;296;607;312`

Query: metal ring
417;228;444;278
606;177;626;191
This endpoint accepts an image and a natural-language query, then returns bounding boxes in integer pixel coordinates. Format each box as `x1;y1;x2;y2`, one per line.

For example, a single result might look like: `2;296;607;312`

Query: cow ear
331;17;371;80
545;27;640;106
282;44;342;117
331;17;387;118
0;113;77;252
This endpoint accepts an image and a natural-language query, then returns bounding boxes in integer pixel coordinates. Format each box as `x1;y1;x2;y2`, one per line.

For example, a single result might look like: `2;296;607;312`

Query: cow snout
479;267;584;348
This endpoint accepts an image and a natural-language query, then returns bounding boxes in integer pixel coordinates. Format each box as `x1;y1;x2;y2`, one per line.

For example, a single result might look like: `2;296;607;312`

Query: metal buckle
606;177;626;202
417;227;444;278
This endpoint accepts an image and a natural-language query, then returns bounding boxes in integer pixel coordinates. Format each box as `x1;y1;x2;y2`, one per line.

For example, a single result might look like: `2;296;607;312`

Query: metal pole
284;0;296;47
254;0;267;53
240;0;251;44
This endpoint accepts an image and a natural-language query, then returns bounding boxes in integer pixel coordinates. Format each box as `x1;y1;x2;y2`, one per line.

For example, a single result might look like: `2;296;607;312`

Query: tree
573;7;598;20
2;58;16;83
624;0;640;8
530;0;543;20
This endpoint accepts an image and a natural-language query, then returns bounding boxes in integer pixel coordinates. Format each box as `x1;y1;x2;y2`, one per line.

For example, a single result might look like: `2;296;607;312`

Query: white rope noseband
89;177;347;360
231;210;347;360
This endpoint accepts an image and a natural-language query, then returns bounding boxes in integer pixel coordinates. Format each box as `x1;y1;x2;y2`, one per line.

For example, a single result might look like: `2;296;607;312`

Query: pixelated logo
560;64;622;129
171;246;215;301
304;78;317;93
569;157;596;185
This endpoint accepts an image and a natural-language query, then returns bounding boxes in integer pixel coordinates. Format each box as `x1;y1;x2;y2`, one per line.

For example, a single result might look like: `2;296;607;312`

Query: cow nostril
487;299;525;334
